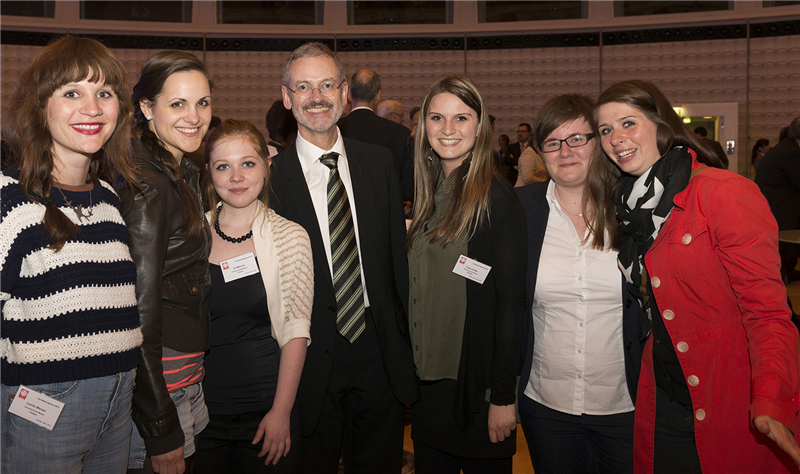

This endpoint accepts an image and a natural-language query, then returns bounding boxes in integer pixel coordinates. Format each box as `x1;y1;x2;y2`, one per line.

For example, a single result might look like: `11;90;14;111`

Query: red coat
634;156;800;473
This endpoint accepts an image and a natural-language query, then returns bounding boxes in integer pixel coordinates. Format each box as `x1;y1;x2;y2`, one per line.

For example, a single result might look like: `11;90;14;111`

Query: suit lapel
281;144;335;292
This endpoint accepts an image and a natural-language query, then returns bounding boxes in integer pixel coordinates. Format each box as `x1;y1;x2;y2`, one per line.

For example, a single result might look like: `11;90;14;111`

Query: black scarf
616;146;693;336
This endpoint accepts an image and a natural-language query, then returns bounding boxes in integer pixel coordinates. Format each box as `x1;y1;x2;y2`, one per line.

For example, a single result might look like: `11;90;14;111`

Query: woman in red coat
594;80;800;474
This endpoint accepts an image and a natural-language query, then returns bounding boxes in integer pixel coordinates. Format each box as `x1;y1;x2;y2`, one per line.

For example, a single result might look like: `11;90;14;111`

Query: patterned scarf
616;146;693;335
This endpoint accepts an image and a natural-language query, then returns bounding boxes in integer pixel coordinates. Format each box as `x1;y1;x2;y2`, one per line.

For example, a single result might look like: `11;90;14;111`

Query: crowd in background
2;35;800;474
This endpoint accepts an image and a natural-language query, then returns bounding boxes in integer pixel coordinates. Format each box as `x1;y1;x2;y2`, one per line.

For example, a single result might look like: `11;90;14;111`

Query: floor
393;265;800;474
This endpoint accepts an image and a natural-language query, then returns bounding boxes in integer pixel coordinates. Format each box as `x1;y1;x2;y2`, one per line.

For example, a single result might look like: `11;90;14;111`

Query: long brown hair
2;35;136;251
532;94;622;250
131;51;214;239
203;119;271;226
406;75;498;251
594;80;722;169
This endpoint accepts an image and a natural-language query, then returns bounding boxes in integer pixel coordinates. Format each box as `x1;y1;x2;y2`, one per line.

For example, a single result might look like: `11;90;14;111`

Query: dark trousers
300;311;405;474
413;441;512;474
195;408;301;474
653;386;702;474
519;394;634;474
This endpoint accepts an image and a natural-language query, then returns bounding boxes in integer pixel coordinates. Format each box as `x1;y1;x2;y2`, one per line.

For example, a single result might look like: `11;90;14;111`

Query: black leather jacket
119;139;212;456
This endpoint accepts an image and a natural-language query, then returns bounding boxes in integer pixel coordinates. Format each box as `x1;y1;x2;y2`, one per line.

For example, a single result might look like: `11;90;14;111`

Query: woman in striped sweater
0;35;143;473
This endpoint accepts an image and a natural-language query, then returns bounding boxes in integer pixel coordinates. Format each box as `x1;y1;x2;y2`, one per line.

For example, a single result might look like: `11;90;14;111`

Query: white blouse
523;181;635;416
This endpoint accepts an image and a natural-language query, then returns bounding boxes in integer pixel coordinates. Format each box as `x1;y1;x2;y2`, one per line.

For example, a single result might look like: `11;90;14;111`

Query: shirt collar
296;127;347;174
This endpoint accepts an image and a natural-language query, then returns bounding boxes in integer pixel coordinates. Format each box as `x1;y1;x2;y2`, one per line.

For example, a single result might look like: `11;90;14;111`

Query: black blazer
755;137;800;231
515;181;645;406
270;138;419;436
338;108;414;201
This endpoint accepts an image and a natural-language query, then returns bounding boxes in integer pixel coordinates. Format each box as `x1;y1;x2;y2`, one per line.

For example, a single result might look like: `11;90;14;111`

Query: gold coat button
677;341;689;353
695;409;706;420
687;375;699;386
682;233;692;245
663;310;674;320
651;276;661;288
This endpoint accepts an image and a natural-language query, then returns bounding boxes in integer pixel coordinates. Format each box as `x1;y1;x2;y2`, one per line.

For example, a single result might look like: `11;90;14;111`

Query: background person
196;119;312;473
751;138;770;175
406;75;526;474
596;79;800;474
516;94;643;474
120;51;215;474
265;100;297;162
1;35;142;474
755;118;800;285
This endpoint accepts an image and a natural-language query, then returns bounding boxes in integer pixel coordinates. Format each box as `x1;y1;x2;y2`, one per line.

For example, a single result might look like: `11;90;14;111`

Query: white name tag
8;385;65;431
220;252;260;283
452;254;491;284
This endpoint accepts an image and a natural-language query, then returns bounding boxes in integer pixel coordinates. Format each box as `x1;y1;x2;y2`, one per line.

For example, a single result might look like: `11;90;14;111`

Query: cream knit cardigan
207;202;313;347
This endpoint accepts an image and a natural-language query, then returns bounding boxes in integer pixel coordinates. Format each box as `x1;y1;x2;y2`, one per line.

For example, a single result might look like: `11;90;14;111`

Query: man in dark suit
756;116;800;282
338;69;413;202
271;42;418;474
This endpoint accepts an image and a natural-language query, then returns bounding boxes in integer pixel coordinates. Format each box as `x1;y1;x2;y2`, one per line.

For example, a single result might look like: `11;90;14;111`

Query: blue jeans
1;369;136;474
128;383;209;469
519;394;634;474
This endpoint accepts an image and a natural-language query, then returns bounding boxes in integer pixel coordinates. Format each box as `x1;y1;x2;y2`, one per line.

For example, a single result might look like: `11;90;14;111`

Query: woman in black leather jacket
119;51;214;474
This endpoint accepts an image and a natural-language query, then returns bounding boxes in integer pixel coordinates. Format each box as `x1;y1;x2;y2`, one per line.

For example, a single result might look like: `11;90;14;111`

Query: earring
146;116;151;120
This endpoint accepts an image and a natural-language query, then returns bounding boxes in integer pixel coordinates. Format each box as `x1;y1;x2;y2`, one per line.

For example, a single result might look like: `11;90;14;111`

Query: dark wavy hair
2;35;136;251
751;138;770;165
131;51;214;239
265;99;297;144
594;80;722;169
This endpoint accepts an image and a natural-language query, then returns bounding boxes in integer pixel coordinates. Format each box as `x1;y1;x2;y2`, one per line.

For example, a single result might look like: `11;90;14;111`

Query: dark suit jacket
270;138;419;436
755;137;800;231
338;108;414;201
515;181;645;405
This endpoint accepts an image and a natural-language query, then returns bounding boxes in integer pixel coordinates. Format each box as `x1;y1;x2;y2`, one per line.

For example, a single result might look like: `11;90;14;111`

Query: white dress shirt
295;128;370;307
524;181;634;415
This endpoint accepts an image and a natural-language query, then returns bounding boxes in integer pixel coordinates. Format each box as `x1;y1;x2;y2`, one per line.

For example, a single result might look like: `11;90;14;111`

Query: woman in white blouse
516;94;644;474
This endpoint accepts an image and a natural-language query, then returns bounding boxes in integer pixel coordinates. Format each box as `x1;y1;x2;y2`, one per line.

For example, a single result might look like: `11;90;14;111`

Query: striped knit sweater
0;168;142;386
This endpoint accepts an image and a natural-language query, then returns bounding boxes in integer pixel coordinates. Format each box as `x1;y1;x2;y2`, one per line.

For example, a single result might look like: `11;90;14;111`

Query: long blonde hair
406;75;498;251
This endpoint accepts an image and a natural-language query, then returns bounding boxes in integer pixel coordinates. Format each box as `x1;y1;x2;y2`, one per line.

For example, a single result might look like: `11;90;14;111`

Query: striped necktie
320;152;366;343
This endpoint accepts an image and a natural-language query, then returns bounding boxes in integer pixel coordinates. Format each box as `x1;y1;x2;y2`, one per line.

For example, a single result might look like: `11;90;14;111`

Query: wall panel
1;30;798;177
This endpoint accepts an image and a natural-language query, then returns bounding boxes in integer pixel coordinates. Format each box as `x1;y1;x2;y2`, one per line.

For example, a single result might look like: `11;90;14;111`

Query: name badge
452;254;491;284
8;385;65;431
220;252;260;283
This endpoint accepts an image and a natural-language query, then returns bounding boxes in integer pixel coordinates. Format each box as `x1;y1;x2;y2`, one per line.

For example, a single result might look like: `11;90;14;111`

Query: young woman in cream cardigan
196;119;313;474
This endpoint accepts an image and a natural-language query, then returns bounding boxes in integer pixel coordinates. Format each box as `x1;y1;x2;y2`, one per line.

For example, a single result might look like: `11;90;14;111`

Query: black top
204;260;280;415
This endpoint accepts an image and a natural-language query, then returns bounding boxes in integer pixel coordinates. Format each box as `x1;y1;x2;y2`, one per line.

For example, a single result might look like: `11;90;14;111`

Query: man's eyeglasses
285;80;345;99
391;112;404;119
517;129;530;134
539;133;596;153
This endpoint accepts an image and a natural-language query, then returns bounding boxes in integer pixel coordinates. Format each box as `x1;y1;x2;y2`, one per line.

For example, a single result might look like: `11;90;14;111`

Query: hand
754;415;800;468
487;403;516;444
150;447;185;474
252;408;292;465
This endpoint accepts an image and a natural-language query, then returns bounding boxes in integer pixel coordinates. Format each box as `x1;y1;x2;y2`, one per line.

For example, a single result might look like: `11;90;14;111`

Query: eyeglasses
285;80;345;99
539;133;596;153
391;112;404;119
517;129;530;134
